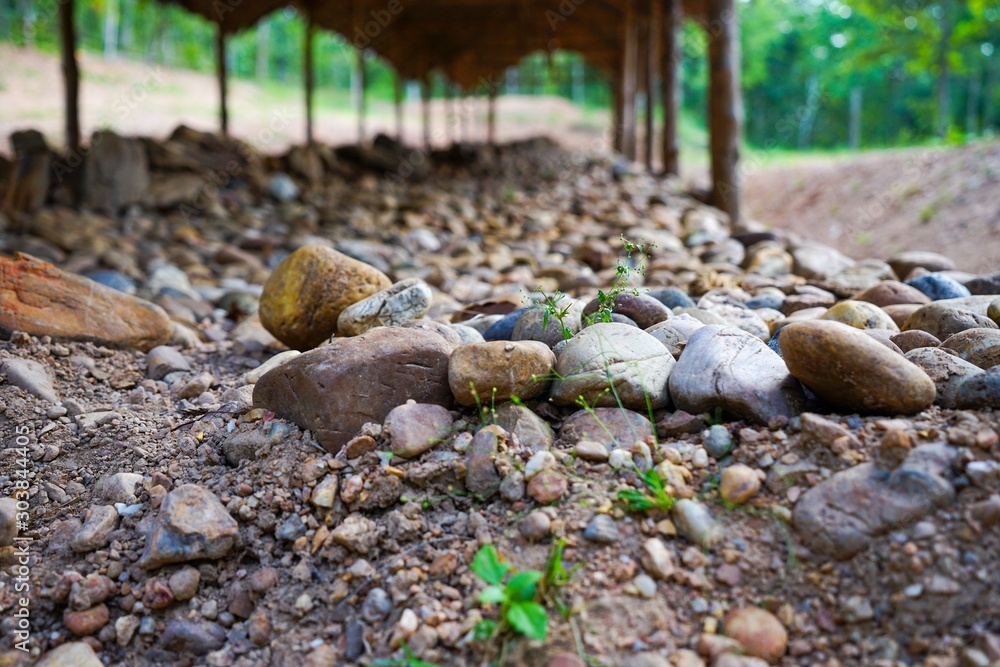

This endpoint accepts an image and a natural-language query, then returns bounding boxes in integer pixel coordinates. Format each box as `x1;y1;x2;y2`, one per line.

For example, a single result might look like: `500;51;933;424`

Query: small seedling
373;644;441;667
538;289;576;341
471;545;549;641
618;467;675;513
588;234;656;325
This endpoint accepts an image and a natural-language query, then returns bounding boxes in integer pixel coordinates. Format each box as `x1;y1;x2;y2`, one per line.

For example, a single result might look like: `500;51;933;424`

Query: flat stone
558;407;653;448
574;440;610;461
385;402;453;458
939;328;1000;370
35;642;103;667
448;340;554;407
140;484;239;569
904;347;985;409
492;403;554;453
465;426;504;498
258;244;391;350
670;325;805;424
780;320;935;414
337;278;434;336
253;327;453;452
160;619;227;655
0;252;173;351
0;357;58;403
584;513;619;543
71;505;118;553
793;444;955;560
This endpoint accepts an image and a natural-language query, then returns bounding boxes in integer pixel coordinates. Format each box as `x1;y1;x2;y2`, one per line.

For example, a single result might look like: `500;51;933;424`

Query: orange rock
723;606;788;664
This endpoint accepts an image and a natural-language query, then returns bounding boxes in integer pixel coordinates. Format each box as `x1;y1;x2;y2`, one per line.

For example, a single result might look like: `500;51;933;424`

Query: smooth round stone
674;307;728;327
864;329;903;354
648;287;695;310
780;321;936;414
989;297;1000;326
890;330;941;353
483;308;528;341
84;269;137;294
703;302;771;340
519;511;552;541
527;470;568;505
854;280;930;307
449;324;486;345
825;258;896;294
791;243;854;280
745;293;784;311
551;323;674;410
903;302;998;339
557;407;652;448
512;303;584;348
398;320;462;349
147;345;191;380
744;242;793;277
337;278;433;336
888;251;955;281
584;514;620;543
883;303;924;330
493;404;554;453
904;347;984;409
384;402;453;458
448;341;555;407
645;315;705;358
939;328;1000;369
906;273;972;301
720;464;761;505
955;367;1000;409
259;245;391;350
723;606;788;663
704;424;733;458
820;300;898;332
582;293;672;329
966;272;1000;295
672;499;723;549
701;238;745;265
574;440;610;462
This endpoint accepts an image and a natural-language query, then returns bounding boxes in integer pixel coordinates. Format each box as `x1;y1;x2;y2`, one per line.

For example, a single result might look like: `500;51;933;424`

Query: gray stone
644;315;705;358
512;303;584;348
557;407;653;448
940;328;1000;370
904;347;985;409
0;357;58;403
71;505;118;553
337;278;434;336
584;514;619;543
146;345;191;380
704;424;733;458
673;499;723;549
385;402;453;458
160;619;227;655
361;587;393;623
955;367;1000;409
493;403;554;453
465;426;503;498
140;485;239;569
903;302;998;340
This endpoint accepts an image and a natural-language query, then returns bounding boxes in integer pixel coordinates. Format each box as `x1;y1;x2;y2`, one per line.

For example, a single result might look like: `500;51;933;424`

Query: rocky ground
0;128;999;667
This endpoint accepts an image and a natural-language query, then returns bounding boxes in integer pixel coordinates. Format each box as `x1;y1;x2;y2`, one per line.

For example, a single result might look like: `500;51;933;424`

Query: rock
720;464;761;505
939;328;1000;369
465;426;503;498
384;402;453;458
169;566;201;601
524;450;556;479
483;308;528;341
904;347;985;408
64;603;109;636
362;587;393;623
793;444;955;559
551;323;674;410
83;131;150;213
704;424;734;458
0;497;19;547
582;293;672;328
0;357;58;403
402;319;463;348
258;245;392;350
254;327;453;452
3;130;51;216
854;280;931;307
527;471;568;504
990;296;1000;325
907;273;972;300
160;619;227;655
245;350;300;384
888;251;955;280
331;514;379;553
35;642;103;667
780;321;936;414
670;325;805;424
744;242;793;277
890;330;941;353
146;345;191;380
673;499;723;549
71;505;118;553
820;300;899;331
99;472;144;503
139;484;239;569
723;607;788;664
574;440;610;461
512;303;584;347
584;514;619;543
955;367;1000;409
903;302;998;339
449;323;486;345
493;403;554;453
0;253;173;351
310;475;339;508
337;278;434;336
520;510;552;540
791;243;855;280
640;537;675;579
825;259;896;295
649;287;696;310
448;341;555;407
645;315;705;358
222;422;289;466
557;407;653;448
657;410;708;438
799;412;857;449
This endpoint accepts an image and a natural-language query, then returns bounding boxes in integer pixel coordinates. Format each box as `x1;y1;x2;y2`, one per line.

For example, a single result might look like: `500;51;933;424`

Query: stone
331;514;379;553
791;243;855;280
669;325;805;424
527;470;568;504
720;464;761;505
0;253;172;350
955;367;1000;409
799;412;857;449
990;296;1000;325
640;537;675;579
574;440;610;461
673;499;723;549
64;603;109;636
907;272;972;300
246;350;300;384
704;424;734;458
557;407;653;448
525;450;557;479
793;444;955;560
337;278;434;336
98;472;144;503
903;302;998;340
385;402;453;458
35;642;104;667
83;131;150;213
648;287;696;310
820;300;899;332
146;345;191;380
362;587;393;622
310;475;339;508
0;497;19;547
584;514;619;543
483;308;528;341
493;403;554;453
826;259;896;295
169;566;201;601
940;328;1000;369
160;619;227;655
222;422;290;466
258;245;392;350
254;327;453;452
71;505;118;553
520;511;552;540
888;251;955;280
904;347;985;408
0;357;58;403
139;484;239;569
449;323;486;345
854;280;931;307
891;330;941;353
645;315;705;358
448;341;555;407
723;607;788;664
551;323;674;410
402;319;463;348
582;293;672;329
465;426;504;498
744;242;793;277
780;321;936;414
513;303;585;348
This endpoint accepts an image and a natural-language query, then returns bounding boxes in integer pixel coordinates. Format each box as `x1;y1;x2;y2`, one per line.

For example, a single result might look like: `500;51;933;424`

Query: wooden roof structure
56;0;743;221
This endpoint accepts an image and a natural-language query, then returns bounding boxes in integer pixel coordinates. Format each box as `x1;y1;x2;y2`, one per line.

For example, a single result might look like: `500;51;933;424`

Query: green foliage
587;235;656;326
618;467;675;514
472;545;549;641
536;290;576;341
373;645;442;667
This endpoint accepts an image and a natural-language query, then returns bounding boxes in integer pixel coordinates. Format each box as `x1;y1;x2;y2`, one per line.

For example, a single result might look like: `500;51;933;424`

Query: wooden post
707;0;742;223
356;49;366;145
304;14;315;144
661;0;682;176
394;73;404;142
216;25;228;135
622;0;639;160
421;79;431;150
642;3;657;172
59;0;80;151
612;74;623;153
487;89;497;146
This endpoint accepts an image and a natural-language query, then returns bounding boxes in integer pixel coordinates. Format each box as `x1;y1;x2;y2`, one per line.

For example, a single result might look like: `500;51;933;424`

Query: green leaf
504;570;542;602
618;488;657;511
471;545;508;586
473;619;498;641
506;601;548;640
478;585;507;604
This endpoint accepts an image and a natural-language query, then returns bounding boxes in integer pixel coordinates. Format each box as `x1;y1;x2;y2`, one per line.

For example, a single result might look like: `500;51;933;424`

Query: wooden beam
356;48;367;145
707;0;741;222
59;0;80;151
661;0;682;176
216;26;228;135
394;73;404;142
304;14;315;144
621;0;638;160
612;73;623;153
644;0;659;172
487;88;497;147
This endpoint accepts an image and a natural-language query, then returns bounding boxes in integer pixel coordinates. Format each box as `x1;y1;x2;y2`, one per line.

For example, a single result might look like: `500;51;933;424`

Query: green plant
537;289;576;341
541;538;580;619
373;644;441;667
472;545;549;641
589;234;657;325
618;467;675;513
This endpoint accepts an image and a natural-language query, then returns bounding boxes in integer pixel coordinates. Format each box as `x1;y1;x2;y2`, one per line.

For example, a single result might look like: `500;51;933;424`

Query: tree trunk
621;0;638;160
217;26;228;136
103;0;118;59
119;0;132;54
707;0;742;224
985;55;996;132
59;0;80;152
394;74;404;142
661;0;682;176
797;75;820;150
936;0;953;137
356;49;366;146
967;66;980;136
256;19;269;80
849;86;862;149
422;79;431;150
304;15;314;144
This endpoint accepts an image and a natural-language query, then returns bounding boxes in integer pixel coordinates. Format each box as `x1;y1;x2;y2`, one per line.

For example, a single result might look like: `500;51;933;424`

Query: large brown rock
0;252;172;351
258;245;391;350
253;327;453;452
940;328;1000;370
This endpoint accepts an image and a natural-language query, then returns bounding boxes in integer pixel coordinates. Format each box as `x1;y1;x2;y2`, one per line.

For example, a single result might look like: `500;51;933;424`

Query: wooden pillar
59;0;80;151
216;25;228;135
304;15;315;144
661;0;682;176
394;74;404;142
707;0;742;223
356;49;366;145
421;79;431;150
622;0;639;160
487;89;497;147
644;0;660;172
612;74;623;153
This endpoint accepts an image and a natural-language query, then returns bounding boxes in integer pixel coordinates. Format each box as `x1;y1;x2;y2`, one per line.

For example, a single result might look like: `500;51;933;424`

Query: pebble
557;407;653;448
820;300;899;331
493;403;554;453
0;497;19;547
160;619;227;654
723;606;788;664
0;357;59;403
482;308;528;341
337;278;433;336
384;402;453;458
35;642;104;667
258;244;391;350
633;573;657;598
574;440;610;461
791;243;855;280
146;345;191;380
519;511;552;540
465;426;503;498
361;587;393;623
890;329;941;353
645;315;705;358
649;287;696;310
64;603;109;636
704;424;734;458
904;347;985;408
780;320;936;414
955;366;1000;409
513;304;583;347
582;292;672;328
720;464;761;505
990;296;1000;325
888;250;956;279
906;273;972;300
584;513;620;543
672;499;723;549
246;350;301;384
640;537;675;579
139;484;239;569
527;470;568;505
310;475;340;508
903;302;998;339
71;505;119;553
448;340;555;407
116;614;141;647
524;450;557;479
169;566;201;601
854;280;931;307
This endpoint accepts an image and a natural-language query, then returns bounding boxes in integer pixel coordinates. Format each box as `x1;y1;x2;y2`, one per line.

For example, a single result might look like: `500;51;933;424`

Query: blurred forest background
0;0;998;152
